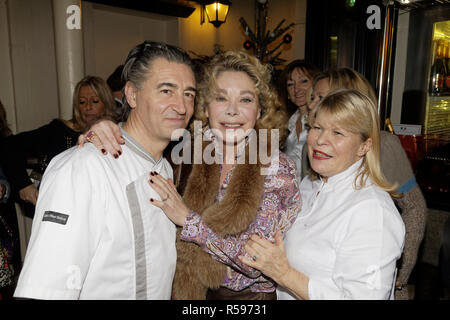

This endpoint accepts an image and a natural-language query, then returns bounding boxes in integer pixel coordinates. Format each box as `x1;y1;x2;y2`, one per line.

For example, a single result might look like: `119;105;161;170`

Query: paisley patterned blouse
180;152;301;293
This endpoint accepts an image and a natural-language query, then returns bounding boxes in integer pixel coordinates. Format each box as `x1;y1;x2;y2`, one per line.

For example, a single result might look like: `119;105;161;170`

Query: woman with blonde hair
303;67;427;299
0;76;116;207
241;89;405;300
78;50;301;300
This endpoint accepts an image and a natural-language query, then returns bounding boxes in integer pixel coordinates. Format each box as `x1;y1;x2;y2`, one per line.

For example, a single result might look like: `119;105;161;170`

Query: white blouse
284;110;308;183
277;159;405;300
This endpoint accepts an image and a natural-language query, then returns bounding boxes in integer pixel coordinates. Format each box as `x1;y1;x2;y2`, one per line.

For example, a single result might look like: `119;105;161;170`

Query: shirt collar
321;157;364;187
288;110;309;133
119;122;162;166
288;110;301;132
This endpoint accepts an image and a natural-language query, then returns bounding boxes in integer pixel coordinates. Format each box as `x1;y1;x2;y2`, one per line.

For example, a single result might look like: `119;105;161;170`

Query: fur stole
172;144;268;300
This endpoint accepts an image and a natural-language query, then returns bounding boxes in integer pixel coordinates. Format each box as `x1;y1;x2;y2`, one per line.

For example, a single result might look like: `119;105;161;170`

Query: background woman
279;60;320;179
0;76;116;207
241;89;405;300
303;68;427;299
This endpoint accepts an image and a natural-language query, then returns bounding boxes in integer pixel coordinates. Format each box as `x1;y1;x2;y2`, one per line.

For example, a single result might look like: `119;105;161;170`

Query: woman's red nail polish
118;150;122;156
114;154;118;159
150;172;154;176
150;179;153;183
150;198;154;202
101;149;106;155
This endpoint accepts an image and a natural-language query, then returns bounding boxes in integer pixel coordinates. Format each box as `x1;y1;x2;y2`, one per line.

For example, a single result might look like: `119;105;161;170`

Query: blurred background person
0;100;20;300
0;76;116;209
278;60;320;179
107;64;127;122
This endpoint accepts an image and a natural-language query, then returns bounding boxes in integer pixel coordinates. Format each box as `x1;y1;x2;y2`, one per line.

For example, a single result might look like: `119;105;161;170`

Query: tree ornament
239;0;294;67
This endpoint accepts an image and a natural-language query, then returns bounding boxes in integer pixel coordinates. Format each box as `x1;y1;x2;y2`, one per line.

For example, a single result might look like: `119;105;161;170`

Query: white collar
288;110;308;133
318;158;365;189
119;123;162;166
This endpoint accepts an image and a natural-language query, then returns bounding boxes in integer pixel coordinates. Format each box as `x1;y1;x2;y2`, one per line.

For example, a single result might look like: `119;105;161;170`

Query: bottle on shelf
445;40;450;95
442;40;449;95
385;118;395;134
429;39;447;96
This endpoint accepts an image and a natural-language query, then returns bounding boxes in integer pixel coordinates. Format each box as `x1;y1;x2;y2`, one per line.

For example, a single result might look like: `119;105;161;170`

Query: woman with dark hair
279;60;320;180
0;76;116;207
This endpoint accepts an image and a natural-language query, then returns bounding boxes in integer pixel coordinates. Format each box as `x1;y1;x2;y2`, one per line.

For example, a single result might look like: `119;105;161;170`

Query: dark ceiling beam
84;0;196;18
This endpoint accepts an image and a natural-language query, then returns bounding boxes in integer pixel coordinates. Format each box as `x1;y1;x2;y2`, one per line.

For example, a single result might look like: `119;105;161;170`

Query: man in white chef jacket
14;41;196;300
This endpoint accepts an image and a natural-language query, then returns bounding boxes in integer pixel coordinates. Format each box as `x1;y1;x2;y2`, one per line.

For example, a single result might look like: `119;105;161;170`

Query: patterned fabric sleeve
180;153;300;278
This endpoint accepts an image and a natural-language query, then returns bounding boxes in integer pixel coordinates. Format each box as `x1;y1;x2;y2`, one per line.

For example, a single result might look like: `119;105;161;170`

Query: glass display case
425;20;450;135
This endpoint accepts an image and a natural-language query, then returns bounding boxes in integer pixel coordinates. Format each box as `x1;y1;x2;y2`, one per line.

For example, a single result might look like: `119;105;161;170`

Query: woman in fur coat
154;51;300;300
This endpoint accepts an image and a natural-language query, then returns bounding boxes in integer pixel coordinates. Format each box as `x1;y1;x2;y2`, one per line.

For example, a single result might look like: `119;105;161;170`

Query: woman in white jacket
240;89;405;300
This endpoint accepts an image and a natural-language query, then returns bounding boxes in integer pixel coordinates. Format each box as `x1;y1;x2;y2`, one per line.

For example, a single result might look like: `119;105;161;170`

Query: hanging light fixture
200;1;231;28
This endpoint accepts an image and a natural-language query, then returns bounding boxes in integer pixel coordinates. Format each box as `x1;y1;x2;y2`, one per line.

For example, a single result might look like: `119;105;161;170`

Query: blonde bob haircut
72;76;117;131
312;89;398;197
320;67;377;107
193;50;289;144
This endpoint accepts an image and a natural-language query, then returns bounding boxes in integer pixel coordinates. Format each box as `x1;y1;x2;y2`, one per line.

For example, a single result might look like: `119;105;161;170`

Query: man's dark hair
107;65;125;92
121;41;195;120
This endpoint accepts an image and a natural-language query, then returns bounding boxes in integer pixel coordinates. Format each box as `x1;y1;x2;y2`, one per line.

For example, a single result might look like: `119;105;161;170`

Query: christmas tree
240;0;295;67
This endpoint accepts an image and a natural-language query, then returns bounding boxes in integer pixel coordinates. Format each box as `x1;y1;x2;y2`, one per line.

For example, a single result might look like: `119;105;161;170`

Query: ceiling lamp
201;1;231;28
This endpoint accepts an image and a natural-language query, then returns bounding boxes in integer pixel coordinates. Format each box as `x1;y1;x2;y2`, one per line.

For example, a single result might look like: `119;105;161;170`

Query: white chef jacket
284;110;308;182
14;129;176;300
277;159;405;300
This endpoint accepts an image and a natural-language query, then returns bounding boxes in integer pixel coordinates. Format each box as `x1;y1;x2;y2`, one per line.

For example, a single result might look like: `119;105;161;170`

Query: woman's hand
77;120;124;158
19;184;39;205
239;231;292;286
240;232;310;300
148;171;189;227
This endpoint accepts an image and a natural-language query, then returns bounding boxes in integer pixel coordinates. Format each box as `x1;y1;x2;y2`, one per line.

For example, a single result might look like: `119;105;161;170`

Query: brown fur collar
172;144;268;299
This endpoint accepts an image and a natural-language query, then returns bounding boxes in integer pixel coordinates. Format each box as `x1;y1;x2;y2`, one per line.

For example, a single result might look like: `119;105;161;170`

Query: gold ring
161;194;169;202
86;130;97;143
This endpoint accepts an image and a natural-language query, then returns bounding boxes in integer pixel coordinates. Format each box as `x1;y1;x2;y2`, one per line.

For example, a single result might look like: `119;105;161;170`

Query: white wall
3;0;59;132
83;2;179;80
